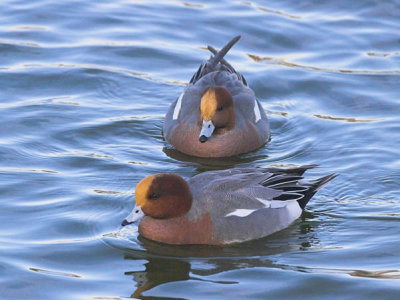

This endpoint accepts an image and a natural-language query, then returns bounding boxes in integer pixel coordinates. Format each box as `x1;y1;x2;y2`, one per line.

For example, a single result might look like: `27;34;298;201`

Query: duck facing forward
163;36;270;157
122;166;335;245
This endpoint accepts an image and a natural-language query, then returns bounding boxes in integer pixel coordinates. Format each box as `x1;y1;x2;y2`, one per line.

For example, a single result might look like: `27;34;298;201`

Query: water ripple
248;53;400;74
1;0;400;298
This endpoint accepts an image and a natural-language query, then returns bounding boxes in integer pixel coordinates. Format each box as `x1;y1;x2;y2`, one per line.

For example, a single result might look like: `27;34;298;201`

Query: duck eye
150;193;160;200
217;106;223;111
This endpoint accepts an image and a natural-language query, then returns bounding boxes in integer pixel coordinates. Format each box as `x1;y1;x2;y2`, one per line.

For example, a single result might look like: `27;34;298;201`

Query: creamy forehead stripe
172;92;184;120
254;100;261;123
135;175;155;206
200;89;218;121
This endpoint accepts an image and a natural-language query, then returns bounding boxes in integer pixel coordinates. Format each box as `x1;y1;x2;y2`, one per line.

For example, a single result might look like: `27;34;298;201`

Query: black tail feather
189;36;241;84
296;174;337;209
208;35;241;69
207;44;247;86
261;174;304;187
259;166;336;210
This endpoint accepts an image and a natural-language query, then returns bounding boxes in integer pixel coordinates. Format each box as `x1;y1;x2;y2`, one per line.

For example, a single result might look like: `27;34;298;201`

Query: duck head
199;86;235;143
121;173;192;226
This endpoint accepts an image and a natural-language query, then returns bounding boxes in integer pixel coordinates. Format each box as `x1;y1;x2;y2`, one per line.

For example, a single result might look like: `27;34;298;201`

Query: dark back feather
189;36;244;85
261;171;337;209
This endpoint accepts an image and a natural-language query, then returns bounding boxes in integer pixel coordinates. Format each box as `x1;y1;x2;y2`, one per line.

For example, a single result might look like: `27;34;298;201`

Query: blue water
1;0;400;298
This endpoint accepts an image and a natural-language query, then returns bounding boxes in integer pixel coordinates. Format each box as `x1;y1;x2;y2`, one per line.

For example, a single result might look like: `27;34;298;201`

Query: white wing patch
254;100;261;123
225;209;257;218
225;198;301;218
172;92;184;120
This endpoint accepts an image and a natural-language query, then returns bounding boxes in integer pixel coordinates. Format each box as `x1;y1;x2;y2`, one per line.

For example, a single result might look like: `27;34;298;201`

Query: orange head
122;173;192;226
199;86;235;143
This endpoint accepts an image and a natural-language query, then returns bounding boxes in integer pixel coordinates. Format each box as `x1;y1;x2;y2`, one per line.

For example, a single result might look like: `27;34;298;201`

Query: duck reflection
124;258;191;299
162;146;269;172
123;213;319;298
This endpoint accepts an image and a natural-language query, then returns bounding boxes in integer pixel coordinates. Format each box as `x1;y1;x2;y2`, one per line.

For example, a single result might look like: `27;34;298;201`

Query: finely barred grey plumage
186;166;335;243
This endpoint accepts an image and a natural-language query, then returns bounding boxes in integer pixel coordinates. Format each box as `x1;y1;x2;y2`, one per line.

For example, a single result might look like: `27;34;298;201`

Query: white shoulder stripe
256;197;294;209
254;100;261;123
270;200;289;208
224;201;302;219
225;208;257;218
172;92;184;120
255;197;271;207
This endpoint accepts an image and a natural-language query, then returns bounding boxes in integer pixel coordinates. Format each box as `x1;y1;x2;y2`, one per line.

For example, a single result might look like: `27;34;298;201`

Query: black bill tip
199;135;208;143
121;219;130;226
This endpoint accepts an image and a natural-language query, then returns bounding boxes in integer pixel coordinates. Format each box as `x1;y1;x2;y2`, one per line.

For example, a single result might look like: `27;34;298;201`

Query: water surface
1;0;400;298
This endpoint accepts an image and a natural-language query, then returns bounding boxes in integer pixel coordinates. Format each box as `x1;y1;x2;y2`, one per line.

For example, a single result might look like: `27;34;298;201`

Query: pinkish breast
138;213;219;245
169;121;262;157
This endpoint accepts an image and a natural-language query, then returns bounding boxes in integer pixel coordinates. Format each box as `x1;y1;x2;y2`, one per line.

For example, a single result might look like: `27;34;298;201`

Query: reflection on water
247;53;400;74
163;146;270;171
111;215;320;297
349;270;400;280
29;267;81;278
125;258;192;299
122;208;399;298
313;114;385;123
123;246;292;297
242;1;302;20
124;257;240;299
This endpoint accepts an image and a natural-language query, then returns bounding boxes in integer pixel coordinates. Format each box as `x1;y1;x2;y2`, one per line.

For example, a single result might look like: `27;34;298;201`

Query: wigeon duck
122;166;335;245
163;36;270;157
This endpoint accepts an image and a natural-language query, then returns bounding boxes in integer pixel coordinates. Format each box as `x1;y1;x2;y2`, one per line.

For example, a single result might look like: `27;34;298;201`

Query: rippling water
1;0;400;298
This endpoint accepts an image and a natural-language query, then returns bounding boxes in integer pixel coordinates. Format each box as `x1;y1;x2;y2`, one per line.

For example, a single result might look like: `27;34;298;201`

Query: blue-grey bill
121;205;144;226
199;119;215;142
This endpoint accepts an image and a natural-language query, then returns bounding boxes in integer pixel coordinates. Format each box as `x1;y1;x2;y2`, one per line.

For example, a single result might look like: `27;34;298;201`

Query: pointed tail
208;35;241;69
189;35;241;85
297;174;337;209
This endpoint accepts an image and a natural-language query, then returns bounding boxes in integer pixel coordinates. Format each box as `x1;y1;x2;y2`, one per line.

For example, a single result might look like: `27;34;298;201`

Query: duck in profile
122;166;335;245
163;36;270;157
